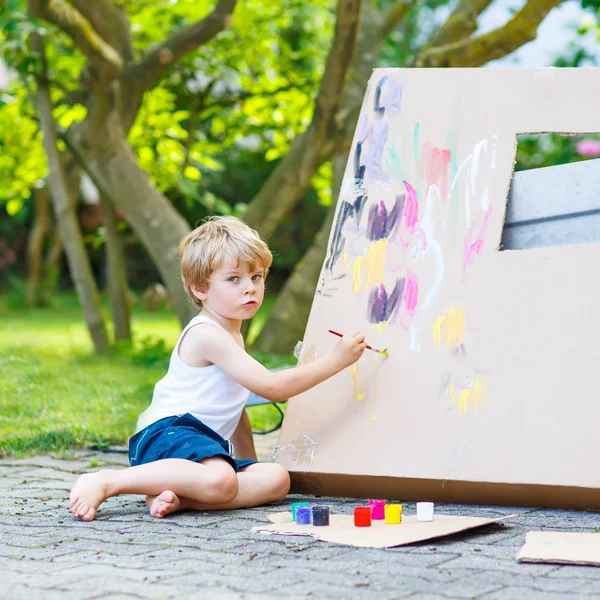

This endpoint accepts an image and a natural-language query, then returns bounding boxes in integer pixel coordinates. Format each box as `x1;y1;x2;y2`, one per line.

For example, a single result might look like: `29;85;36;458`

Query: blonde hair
179;216;272;308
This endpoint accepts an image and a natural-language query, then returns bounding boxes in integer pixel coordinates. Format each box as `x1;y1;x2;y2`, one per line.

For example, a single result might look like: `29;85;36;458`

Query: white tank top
135;314;249;440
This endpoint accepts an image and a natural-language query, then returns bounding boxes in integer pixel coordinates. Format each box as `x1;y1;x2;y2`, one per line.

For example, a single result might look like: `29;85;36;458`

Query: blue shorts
128;413;257;471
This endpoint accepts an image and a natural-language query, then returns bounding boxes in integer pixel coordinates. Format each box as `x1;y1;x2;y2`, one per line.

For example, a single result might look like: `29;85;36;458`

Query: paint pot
384;504;402;524
368;500;385;520
416;502;434;522
291;501;310;521
354;506;372;527
312;506;330;527
295;506;312;525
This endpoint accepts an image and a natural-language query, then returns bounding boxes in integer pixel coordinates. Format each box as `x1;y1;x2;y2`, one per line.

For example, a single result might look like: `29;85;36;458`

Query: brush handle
328;329;377;353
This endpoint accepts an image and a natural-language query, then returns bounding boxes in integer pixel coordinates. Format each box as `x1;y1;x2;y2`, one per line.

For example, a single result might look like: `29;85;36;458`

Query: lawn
0;291;293;457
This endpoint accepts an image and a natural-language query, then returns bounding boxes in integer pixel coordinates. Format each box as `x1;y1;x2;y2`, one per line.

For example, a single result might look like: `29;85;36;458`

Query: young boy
70;216;366;521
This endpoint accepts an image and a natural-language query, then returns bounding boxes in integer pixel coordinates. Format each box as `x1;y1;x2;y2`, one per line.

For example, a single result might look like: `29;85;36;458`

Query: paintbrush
328;329;389;357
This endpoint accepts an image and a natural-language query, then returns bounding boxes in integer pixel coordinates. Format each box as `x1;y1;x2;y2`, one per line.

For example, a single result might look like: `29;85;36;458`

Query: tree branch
415;0;564;67
126;0;238;96
425;0;495;48
27;0;123;81
380;0;416;39
243;0;363;239
67;0;133;61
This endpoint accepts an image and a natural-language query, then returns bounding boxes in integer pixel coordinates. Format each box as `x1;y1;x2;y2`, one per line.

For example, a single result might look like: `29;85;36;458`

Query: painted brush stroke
325;196;368;271
367;279;405;325
402;270;419;316
433;305;466;350
366;198;403;241
402;181;419;232
448;377;484;414
420;143;451;201
462;206;493;282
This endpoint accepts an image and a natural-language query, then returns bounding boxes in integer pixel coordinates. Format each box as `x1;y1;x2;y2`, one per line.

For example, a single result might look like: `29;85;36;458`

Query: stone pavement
2;432;600;600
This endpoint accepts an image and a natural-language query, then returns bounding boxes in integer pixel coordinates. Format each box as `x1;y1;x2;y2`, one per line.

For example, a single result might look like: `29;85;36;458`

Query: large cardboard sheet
517;532;600;566
275;68;600;508
255;513;515;549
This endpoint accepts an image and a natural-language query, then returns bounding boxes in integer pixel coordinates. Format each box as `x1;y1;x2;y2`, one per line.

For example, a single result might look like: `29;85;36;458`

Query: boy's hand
332;329;367;369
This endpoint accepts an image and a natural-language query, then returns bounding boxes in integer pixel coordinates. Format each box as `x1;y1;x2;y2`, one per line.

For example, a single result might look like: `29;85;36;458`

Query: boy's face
195;260;265;321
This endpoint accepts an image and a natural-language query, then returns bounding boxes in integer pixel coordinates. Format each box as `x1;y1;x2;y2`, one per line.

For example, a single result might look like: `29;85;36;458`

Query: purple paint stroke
364;120;389;182
402;270;419;316
462;206;493;282
386;80;403;115
402;180;419;232
367;278;405;325
366;196;402;241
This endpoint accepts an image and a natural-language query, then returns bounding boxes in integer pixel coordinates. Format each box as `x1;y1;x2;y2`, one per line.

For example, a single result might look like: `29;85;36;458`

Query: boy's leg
147;462;290;516
229;408;257;461
70;456;238;522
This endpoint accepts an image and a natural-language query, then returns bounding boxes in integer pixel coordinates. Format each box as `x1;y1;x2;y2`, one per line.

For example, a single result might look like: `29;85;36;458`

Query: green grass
0;291;292;457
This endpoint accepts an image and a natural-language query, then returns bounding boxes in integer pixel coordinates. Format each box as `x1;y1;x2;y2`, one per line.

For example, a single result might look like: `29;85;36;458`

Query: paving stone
3;447;600;599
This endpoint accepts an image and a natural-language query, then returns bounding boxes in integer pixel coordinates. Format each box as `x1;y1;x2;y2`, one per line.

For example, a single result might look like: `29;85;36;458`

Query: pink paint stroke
462;206;493;282
403;270;419;316
402;180;419;232
419;143;452;200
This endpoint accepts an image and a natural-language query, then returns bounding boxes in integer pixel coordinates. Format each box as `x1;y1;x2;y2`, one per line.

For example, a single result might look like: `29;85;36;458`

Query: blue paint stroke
325;196;368;271
374;76;388;113
366;196;404;241
367;278;405;325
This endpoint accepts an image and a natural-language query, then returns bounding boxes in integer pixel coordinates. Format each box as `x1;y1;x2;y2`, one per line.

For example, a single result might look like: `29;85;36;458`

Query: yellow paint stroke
447;377;485;414
432;316;443;347
432;305;465;349
365;239;388;288
448;383;457;404
342;249;349;271
351;364;366;407
351;256;365;292
375;321;389;333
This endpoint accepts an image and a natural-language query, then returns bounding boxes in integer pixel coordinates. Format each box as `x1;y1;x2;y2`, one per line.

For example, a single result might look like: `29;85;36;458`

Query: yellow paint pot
384;503;402;524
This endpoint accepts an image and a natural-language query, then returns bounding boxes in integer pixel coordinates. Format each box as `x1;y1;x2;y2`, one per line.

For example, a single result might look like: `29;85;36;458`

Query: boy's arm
189;325;367;402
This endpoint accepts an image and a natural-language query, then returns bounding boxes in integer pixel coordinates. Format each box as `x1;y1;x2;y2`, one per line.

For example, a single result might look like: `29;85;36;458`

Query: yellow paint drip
365;239;388;288
351;256;364;292
351;364;365;404
342;249;349;271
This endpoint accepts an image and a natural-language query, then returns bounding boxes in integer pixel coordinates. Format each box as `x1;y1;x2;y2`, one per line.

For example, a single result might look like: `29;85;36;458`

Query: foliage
0;290;291;456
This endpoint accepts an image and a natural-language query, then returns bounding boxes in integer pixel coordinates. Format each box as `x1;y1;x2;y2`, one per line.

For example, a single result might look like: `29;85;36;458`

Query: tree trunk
253;6;385;353
33;33;110;354
253;155;347;354
244;0;364;240
65;121;197;327
43;222;62;302
25;186;50;307
99;193;131;342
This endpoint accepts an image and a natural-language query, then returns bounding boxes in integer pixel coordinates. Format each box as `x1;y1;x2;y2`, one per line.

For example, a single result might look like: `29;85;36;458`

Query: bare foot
69;471;114;522
146;490;182;518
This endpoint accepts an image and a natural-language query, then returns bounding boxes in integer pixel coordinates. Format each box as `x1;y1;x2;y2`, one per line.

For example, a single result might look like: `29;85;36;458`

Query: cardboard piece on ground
255;513;516;549
517;532;600;566
275;68;600;509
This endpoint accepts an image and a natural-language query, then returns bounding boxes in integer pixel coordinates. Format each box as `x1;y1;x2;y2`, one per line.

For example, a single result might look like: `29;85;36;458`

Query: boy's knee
207;470;238;503
271;464;291;501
